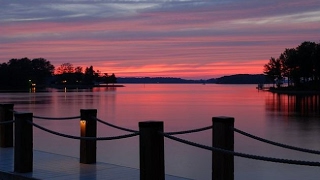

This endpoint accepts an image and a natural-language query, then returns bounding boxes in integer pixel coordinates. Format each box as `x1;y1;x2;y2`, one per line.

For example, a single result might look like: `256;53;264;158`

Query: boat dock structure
1;103;320;180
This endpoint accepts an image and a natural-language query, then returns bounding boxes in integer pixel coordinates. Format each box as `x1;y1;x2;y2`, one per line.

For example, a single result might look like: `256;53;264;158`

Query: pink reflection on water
265;93;320;117
2;84;320;179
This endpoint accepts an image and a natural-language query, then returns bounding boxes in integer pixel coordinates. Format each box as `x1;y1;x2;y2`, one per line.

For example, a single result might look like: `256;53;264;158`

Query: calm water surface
1;84;320;180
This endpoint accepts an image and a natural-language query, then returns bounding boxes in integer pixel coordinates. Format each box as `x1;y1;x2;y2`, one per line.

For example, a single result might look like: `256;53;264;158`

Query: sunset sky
1;0;320;79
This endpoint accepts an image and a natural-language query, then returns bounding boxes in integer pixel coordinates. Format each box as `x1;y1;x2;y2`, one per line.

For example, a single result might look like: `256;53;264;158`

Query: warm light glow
80;120;86;136
80;120;86;126
29;87;36;93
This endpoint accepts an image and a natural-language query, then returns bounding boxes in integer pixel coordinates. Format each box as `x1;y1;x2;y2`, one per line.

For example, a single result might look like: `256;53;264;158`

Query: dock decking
0;148;189;180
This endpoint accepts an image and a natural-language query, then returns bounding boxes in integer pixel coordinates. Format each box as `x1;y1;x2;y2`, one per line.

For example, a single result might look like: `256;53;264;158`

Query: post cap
139;121;163;128
212;116;234;123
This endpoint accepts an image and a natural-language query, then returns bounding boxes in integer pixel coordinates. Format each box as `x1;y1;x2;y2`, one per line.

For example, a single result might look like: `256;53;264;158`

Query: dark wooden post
212;116;234;180
139;121;164;180
14;112;33;173
0;104;14;147
80;109;97;164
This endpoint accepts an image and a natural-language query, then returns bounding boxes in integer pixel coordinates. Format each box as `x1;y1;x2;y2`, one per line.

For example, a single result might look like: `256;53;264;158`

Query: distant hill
117;74;269;84
214;74;270;84
117;77;207;84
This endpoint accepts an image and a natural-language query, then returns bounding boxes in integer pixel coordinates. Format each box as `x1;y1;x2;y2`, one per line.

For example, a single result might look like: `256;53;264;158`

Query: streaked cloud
0;0;319;78
233;10;320;25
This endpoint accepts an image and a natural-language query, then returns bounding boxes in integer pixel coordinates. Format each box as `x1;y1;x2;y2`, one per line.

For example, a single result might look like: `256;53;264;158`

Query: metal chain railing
165;125;212;135
27;120;139;141
234;127;320;155
33;115;81;120
161;132;320;167
94;117;138;133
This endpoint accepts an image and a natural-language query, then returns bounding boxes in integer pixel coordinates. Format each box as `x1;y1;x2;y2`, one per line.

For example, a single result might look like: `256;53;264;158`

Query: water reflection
3;85;320;179
92;87;117;92
265;93;320;117
54;87;118;93
0;87;118;110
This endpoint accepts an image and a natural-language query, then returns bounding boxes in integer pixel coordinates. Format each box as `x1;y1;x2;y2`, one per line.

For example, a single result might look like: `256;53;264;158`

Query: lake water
1;84;320;180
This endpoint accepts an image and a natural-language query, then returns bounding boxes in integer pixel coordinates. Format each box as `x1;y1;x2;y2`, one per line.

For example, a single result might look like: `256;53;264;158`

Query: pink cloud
1;0;320;79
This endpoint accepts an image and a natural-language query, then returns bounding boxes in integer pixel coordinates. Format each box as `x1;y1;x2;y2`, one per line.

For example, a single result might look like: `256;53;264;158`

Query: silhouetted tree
264;57;283;87
0;57;54;89
56;63;74;74
75;66;83;73
314;43;320;88
264;41;320;89
31;58;54;84
73;66;83;83
296;41;317;83
83;66;95;85
109;73;117;85
0;63;9;87
279;48;299;86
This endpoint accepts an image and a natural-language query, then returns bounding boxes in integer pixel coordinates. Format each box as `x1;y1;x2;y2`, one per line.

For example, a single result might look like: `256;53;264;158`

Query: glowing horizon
1;1;319;79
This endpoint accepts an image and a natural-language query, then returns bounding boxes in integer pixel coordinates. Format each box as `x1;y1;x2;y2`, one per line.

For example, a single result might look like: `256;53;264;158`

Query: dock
0;147;189;180
3;105;319;180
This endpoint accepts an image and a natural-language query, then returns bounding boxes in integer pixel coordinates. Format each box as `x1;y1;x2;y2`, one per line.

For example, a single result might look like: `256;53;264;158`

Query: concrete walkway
0;147;190;180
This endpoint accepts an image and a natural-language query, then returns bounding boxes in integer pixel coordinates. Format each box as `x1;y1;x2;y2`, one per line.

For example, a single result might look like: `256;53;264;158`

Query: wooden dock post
14;112;33;173
139;121;164;180
0;104;14;147
80;109;97;164
212;116;234;180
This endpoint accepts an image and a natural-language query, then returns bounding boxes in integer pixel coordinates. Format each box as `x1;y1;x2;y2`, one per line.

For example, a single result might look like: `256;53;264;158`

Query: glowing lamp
80;120;86;136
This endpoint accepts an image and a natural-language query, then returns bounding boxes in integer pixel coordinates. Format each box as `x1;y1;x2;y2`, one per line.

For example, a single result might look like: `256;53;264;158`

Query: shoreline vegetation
0;73;319;95
1;40;319;95
0;73;263;92
263;41;320;95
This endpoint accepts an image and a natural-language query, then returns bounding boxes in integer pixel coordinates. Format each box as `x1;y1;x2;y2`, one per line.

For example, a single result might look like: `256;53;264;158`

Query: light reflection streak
265;93;320;117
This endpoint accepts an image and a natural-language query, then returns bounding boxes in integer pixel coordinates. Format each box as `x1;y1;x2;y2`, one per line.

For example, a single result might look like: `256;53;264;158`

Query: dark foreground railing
1;103;320;180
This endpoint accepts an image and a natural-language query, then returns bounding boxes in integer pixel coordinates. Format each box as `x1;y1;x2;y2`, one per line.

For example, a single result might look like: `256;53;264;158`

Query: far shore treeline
0;58;117;89
1;41;319;90
264;41;320;90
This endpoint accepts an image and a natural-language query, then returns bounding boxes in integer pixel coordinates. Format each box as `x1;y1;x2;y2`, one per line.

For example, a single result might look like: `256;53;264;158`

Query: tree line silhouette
264;41;320;90
0;58;117;89
54;63;117;87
